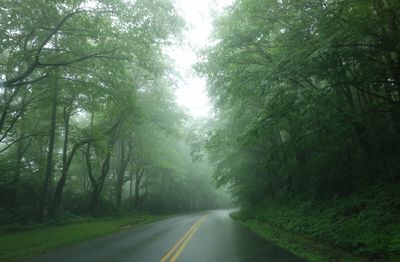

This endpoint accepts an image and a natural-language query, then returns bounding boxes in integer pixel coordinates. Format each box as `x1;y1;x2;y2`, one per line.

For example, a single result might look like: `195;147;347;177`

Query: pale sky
169;0;233;118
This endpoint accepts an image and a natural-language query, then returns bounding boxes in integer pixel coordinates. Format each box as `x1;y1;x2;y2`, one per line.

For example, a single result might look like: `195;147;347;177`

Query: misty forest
1;0;399;262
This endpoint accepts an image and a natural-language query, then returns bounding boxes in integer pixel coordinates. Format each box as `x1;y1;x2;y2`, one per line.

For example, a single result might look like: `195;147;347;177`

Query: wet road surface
26;209;304;262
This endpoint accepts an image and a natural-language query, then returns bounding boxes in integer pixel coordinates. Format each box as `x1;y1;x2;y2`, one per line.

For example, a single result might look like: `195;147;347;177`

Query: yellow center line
168;216;206;262
160;215;208;262
160;219;201;262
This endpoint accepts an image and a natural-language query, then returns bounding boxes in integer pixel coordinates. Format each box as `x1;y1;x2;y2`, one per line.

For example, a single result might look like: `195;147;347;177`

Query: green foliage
0;0;229;226
199;0;400;198
236;181;400;260
197;0;400;258
232;213;369;262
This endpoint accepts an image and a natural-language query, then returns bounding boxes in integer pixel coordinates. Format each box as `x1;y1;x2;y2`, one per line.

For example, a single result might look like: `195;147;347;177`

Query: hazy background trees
0;0;229;224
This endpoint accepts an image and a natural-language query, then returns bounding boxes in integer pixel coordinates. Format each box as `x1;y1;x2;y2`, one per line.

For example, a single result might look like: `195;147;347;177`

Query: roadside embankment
231;181;400;262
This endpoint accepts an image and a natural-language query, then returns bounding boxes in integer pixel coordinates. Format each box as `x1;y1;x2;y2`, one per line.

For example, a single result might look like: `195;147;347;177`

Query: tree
0;0;187;221
198;0;400;204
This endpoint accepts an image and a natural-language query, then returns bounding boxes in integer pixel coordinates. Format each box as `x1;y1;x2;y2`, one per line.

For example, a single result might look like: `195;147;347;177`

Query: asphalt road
26;209;304;262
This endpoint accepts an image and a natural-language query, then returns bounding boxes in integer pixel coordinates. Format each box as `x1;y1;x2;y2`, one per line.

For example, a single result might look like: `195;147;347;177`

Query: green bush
238;181;400;260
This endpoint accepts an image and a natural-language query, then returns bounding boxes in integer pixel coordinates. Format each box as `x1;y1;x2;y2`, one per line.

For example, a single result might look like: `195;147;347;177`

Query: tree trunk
90;185;102;212
128;164;135;211
49;139;91;217
84;115;121;214
115;137;132;208
134;168;144;208
13;113;25;184
48;105;70;217
38;73;58;222
115;138;124;208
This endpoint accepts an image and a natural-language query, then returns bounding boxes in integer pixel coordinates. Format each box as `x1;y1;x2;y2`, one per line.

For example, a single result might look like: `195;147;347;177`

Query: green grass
231;211;369;262
0;214;158;262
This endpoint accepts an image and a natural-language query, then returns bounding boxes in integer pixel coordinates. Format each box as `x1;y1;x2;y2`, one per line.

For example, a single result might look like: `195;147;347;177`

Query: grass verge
0;214;159;262
231;211;369;262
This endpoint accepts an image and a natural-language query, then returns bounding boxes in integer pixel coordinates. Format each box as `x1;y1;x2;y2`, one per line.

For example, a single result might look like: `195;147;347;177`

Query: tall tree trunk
115;138;127;209
10;111;26;203
116;138;124;208
115;138;133;208
134;168;144;208
49;139;91;216
90;185;101;212
128;164;135;211
13;106;26;184
48;105;70;217
86;117;121;214
38;72;58;222
89;151;112;213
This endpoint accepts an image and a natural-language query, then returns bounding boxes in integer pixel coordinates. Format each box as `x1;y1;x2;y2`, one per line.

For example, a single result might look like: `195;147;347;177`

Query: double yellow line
160;215;208;262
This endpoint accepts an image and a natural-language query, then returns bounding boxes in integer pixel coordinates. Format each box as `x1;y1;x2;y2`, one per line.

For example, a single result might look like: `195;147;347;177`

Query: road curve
25;209;304;262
